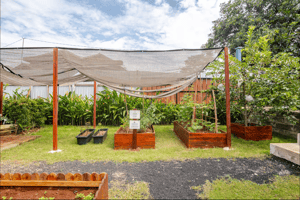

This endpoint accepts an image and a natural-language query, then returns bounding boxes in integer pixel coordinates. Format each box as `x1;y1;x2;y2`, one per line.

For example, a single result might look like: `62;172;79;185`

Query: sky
1;0;229;50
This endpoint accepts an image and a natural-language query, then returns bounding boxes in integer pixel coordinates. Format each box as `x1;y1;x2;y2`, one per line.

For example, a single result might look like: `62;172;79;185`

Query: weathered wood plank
0;180;101;187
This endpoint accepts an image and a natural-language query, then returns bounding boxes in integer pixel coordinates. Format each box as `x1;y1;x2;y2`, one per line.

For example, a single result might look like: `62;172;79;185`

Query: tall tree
204;0;300;57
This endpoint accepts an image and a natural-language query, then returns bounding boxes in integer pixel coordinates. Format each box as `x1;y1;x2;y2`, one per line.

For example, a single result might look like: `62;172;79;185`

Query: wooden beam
224;47;231;147
0;180;101;187
53;48;58;151
94;81;97;129
0;82;3;125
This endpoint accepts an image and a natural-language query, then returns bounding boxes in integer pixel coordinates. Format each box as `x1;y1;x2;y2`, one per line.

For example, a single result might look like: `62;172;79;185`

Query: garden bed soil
114;126;155;150
0;186;97;199
173;121;227;148
78;130;93;137
231;123;272;141
95;131;106;136
0;135;41;151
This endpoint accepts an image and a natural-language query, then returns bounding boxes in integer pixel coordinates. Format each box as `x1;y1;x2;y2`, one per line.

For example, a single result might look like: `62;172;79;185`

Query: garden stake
0;82;2;125
124;88;129;133
93;81;96;129
212;89;218;133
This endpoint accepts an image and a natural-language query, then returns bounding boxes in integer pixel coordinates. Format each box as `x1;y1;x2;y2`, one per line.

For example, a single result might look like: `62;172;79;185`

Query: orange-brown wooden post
93;81;97;129
224;47;231;147
0;82;3;125
53;48;58;150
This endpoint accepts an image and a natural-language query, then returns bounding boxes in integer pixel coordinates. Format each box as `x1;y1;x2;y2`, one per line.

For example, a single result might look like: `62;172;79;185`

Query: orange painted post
94;81;97;129
224;47;231;147
0;82;3;125
53;48;58;151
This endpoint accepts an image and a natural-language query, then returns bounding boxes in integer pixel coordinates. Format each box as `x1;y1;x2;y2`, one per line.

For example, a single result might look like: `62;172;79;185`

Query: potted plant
76;128;95;145
206;26;300;141
93;128;108;144
114;104;160;150
173;91;227;148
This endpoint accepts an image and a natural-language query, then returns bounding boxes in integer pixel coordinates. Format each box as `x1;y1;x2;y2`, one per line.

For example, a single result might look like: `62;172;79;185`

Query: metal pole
224;47;231;147
53;48;58;151
93;81;97;129
0;82;3;125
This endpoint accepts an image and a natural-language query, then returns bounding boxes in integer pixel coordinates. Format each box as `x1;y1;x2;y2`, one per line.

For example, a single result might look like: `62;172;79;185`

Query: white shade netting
0;47;223;98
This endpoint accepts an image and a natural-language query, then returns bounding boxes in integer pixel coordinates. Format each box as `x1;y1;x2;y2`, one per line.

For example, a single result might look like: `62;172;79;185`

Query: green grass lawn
1;125;296;164
191;175;299;199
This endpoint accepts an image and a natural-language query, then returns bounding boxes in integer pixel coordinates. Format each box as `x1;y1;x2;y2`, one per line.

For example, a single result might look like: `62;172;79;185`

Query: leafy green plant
207;26;300;126
38;197;55;200
75;193;94;200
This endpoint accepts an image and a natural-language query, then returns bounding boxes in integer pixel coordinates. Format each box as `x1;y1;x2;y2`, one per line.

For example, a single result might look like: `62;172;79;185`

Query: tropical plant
207;26;300;126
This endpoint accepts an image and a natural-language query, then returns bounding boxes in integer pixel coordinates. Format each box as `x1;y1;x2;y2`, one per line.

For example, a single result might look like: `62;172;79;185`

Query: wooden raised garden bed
76;129;95;145
114;125;155;150
0;124;18;136
93;129;108;144
173;121;227;148
0;172;108;199
231;123;272;141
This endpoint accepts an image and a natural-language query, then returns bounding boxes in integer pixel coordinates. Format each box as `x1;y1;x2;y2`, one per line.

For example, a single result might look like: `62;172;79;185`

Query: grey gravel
1;156;299;199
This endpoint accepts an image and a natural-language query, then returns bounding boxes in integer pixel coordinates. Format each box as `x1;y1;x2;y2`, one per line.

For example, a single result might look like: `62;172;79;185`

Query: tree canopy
204;0;300;57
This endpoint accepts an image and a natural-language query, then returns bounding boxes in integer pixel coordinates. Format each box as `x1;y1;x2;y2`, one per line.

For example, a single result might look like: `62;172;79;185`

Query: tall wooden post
0;82;3;125
224;47;231;147
53;48;58;151
93;81;97;129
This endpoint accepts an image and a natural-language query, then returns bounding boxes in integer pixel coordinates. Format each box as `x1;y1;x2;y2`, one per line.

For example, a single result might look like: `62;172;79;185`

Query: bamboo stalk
212;90;218;133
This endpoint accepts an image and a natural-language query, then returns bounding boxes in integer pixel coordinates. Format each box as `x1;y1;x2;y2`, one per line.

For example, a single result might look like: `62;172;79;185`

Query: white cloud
2;0;228;49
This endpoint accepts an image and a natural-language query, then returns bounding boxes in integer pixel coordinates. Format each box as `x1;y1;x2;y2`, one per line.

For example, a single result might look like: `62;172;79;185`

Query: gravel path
1;156;299;199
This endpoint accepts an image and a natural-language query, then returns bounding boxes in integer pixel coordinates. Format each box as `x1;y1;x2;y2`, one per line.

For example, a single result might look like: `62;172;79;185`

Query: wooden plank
74;173;83;181
0;180;101;187
4;173;12;180
91;173;100;181
94;173;108;200
65;173;74;181
83;173;91;181
31;173;39;180
13;173;22;180
39;173;48;180
57;173;65;181
22;173;31;180
47;173;57;180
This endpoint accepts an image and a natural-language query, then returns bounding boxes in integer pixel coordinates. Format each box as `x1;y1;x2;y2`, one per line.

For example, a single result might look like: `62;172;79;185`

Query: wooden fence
143;78;213;104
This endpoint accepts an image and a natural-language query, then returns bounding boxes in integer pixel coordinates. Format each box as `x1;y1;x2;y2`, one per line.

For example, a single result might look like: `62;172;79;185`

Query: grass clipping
109;180;151;199
191;175;299;199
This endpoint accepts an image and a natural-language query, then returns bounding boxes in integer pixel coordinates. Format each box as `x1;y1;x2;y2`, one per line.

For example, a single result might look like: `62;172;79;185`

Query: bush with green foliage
207;26;300;126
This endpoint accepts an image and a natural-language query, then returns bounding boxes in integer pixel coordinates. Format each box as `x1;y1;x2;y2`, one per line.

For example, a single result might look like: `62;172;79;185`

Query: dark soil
78;130;92;137
95;131;106;136
0;186;97;199
1;156;299;199
118;127;154;134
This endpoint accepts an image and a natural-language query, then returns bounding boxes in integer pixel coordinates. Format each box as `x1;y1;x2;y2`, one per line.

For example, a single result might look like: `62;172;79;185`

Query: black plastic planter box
76;129;95;145
93;129;108;144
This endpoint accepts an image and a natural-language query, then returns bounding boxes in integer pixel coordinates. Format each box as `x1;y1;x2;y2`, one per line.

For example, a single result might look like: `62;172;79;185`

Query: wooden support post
224;47;231;147
132;109;137;150
94;81;97;129
0;82;3;125
212;90;218;133
53;48;58;151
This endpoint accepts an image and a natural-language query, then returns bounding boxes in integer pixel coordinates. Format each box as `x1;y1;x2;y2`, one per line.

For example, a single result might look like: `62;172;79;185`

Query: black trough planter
76;129;95;145
93;129;108;144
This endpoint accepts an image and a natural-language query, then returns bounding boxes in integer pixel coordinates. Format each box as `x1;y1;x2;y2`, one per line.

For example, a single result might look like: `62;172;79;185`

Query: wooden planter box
0;124;18;136
231;123;272;141
93;129;108;144
173;121;227;148
76;129;95;145
0;172;108;199
114;126;155;150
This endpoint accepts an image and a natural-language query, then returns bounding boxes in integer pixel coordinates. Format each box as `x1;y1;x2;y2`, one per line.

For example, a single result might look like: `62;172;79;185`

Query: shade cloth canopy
0;47;223;98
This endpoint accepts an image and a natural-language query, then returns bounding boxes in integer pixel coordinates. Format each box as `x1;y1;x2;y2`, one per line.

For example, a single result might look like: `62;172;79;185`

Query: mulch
1;156;299;199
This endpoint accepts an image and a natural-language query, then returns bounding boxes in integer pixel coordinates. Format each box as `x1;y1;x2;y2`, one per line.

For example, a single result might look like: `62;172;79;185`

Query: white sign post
130;110;140;120
130;120;140;129
129;109;140;150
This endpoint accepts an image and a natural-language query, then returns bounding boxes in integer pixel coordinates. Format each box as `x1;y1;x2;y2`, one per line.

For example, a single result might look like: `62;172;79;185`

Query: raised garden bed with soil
0;135;41;151
173;121;227;148
93;129;108;144
76;129;95;145
231;123;272;141
114;125;155;150
0;172;108;200
0;124;18;136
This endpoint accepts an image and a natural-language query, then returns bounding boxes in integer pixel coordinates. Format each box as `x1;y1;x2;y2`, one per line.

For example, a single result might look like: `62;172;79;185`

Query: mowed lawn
1;125;296;164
